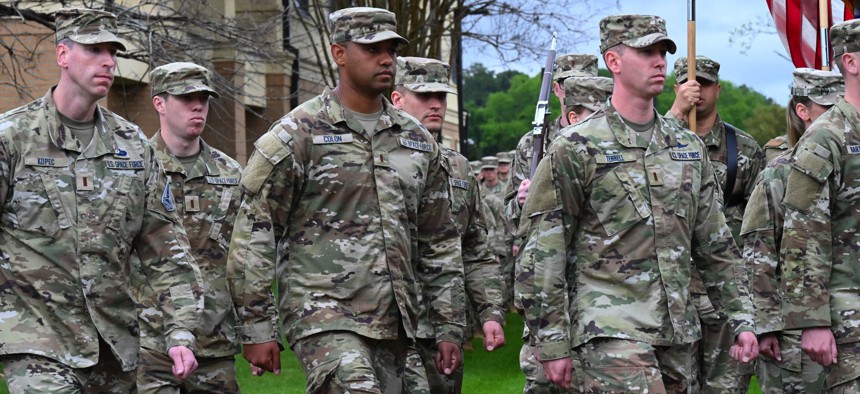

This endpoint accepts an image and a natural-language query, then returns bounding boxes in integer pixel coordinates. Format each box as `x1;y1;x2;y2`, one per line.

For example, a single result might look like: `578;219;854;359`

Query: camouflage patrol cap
329;7;408;46
791;68;844;106
497;151;512;164
55;8;126;51
554;54;599;81
395;57;457;94
674;56;720;84
599;15;677;55
481;156;498;170
470;160;482;175
563;77;614;112
150;62;220;98
830;19;860;57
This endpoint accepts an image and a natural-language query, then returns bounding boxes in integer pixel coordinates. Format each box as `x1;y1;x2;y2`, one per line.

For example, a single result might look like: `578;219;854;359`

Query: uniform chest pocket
8;169;72;238
105;174;145;244
205;187;235;250
590;165;651;237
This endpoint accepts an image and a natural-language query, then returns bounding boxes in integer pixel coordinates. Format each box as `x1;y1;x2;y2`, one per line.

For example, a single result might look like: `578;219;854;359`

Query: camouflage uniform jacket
764;135;789;164
516;104;755;361
0;89;200;370
413;147;504;338
227;88;465;347
780;98;860;344
741;150;793;335
666;113;765;300
133;131;242;358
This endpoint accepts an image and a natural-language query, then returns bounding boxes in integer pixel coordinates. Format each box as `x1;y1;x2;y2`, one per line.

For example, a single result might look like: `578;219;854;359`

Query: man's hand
541;357;572;389
517;179;531;206
435;341;461;375
670;80;701;120
482;321;506;351
729;331;759;363
168;346;198;380
802;327;838;367
243;341;281;376
759;333;781;361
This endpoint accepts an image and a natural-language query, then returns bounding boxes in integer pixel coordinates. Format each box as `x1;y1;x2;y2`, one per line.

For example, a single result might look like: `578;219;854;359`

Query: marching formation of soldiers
1;4;859;394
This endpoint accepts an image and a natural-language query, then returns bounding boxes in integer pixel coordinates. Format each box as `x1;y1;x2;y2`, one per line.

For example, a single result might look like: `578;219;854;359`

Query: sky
464;0;798;104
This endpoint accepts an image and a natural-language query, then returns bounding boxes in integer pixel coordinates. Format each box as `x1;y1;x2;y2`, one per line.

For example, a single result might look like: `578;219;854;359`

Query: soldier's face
392;90;448;133
482;168;497;183
498;162;511;175
611;43;667;99
155;92;210;140
696;78;720;114
336;40;398;95
58;42;118;99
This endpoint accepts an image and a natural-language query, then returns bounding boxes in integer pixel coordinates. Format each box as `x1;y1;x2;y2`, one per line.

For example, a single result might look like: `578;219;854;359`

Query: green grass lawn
0;314;765;393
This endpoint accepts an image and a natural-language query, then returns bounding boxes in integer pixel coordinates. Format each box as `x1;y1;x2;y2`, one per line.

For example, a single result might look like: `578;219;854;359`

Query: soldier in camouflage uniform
0;8;202;393
516;15;758;392
763;135;789;164
778;19;860;392
498;151;513;184
392;56;505;394
480;156;504;199
666;55;766;393
226;7;465;393
511;76;612;394
131;62;244;394
742;69;842;394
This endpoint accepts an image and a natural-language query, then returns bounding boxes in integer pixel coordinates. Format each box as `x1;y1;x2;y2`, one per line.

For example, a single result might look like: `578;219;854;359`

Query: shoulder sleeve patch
254;130;292;165
522;154;561;217
740;181;770;235
783;144;832;212
242;131;293;196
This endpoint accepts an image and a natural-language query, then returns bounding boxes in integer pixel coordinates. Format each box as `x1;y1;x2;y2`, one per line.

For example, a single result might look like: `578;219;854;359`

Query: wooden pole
688;0;697;131
820;0;831;71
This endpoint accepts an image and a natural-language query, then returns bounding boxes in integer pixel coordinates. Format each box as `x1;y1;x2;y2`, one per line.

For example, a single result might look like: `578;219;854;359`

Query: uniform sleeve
691;150;756;336
417;148;466;345
505;134;533;230
741;171;783;335
463;178;505;326
517;143;582;361
134;144;203;352
780;136;836;330
226;127;299;347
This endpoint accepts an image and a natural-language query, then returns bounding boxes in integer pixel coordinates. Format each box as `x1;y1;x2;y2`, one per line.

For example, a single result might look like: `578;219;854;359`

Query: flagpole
687;0;696;131
820;0;831;70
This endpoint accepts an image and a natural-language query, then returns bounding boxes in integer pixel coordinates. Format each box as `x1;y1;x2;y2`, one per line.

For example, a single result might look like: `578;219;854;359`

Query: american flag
767;0;857;69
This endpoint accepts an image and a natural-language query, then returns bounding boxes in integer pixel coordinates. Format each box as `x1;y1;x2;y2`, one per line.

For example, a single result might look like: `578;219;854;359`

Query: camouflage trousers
756;330;824;394
520;341;574;393
823;341;860;393
573;338;695;393
404;338;461;394
136;347;239;394
1;336;135;394
693;293;753;393
292;330;409;394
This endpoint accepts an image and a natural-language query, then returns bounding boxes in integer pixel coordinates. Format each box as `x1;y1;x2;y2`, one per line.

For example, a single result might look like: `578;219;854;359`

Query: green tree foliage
464;66;786;158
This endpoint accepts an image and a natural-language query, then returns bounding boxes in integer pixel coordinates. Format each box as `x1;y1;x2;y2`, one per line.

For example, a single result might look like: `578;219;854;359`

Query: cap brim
404;82;456;95
677;72;718;84
352;30;409;46
624;33;677;54
70;32;127;51
809;92;841;106
555;70;596;81
165;85;221;99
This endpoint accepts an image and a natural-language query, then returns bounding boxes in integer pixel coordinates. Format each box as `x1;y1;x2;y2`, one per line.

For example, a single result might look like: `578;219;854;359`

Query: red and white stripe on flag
767;0;855;69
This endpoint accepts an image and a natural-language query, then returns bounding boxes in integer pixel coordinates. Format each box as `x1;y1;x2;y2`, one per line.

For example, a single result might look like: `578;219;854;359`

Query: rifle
529;33;558;178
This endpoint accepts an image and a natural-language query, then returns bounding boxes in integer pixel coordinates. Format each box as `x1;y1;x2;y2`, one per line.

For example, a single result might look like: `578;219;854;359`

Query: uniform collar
43;87;117;157
151;130;219;179
605;101;676;150
320;87;404;138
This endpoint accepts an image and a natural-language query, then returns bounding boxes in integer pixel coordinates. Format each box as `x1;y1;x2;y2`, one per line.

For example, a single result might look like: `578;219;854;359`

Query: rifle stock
529;33;558;178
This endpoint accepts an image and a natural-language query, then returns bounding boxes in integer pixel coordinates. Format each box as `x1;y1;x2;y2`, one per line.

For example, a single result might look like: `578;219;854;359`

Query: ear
604;50;622;74
716;83;722;98
331;43;347;68
795;102;811;122
567;111;579;125
152;95;167;115
391;90;404;109
553;81;563;100
57;43;69;68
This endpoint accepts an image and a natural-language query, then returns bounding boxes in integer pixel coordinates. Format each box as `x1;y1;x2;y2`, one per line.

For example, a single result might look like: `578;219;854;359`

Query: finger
773;343;782;361
435;350;444;373
271;347;281;375
831;341;838;365
563;365;572;389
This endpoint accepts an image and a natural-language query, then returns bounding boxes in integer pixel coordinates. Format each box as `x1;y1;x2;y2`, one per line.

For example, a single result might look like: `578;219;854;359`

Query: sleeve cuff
480;307;506;326
235;318;282;345
164;329;196;352
536;340;571;361
435;323;464;346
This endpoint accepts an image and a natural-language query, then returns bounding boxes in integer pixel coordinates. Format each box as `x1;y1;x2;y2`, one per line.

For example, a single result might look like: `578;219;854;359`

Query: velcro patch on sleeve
739;181;770;235
522;156;560;217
